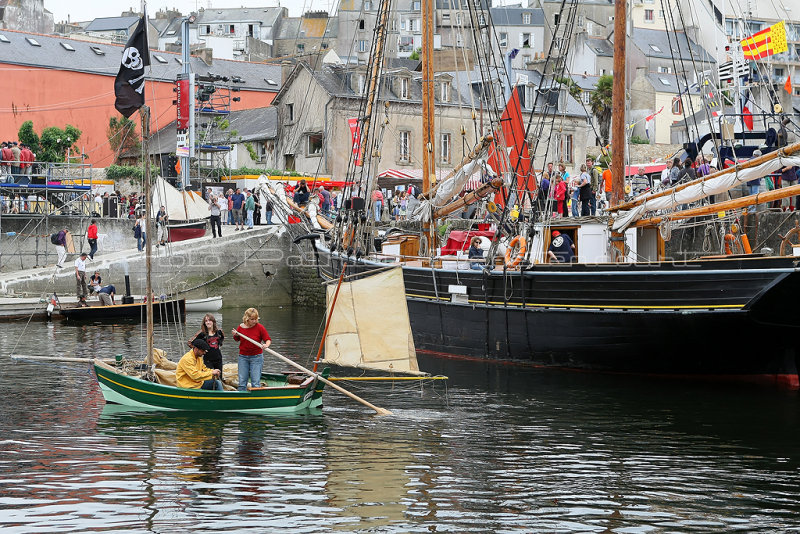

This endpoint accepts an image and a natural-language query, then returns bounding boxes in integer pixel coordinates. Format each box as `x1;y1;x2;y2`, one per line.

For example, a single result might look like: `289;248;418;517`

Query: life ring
504;235;527;267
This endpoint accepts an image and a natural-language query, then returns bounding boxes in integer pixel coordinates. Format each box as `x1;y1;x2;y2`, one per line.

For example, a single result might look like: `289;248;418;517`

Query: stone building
0;0;53;34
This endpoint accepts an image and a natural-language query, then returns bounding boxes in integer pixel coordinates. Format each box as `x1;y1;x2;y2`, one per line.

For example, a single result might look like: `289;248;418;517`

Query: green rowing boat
93;360;329;414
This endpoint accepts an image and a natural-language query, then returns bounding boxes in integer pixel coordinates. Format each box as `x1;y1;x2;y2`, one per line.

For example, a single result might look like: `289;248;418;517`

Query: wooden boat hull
316;247;800;385
167;220;207;242
60;298;186;322
185;296;223;312
94;363;329;413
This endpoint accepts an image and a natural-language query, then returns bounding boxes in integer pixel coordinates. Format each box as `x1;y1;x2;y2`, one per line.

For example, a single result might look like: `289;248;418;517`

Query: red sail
487;88;535;207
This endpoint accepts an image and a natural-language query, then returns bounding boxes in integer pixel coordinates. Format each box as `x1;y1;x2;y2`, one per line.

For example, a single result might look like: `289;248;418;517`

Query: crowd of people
0;140;36;181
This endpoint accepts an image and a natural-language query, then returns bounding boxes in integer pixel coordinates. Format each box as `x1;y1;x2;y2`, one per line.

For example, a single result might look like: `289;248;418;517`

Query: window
657;66;671;73
524;85;535;109
499;32;508;47
359;40;368;52
558;134;574;164
248;24;254;37
521;33;531;48
153;54;168;63
205;25;211;34
582;91;591;105
391;19;397;31
287;103;294;122
479;13;485;25
644;0;654;3
60;42;75;51
440;81;450;101
456;13;462;25
297;43;305;52
554;13;560;26
456;34;463;47
644;9;654;22
658;10;664;19
649;44;662;52
401;19;406;30
523;13;531;24
672;98;682;114
91;46;105;55
359;19;365;30
26;37;41;46
659;77;671;85
365;0;371;10
0;34;9;43
775;67;785;77
400;77;409;98
307;133;323;156
399;131;410;162
412;0;420;10
440;133;451;164
229;24;235;34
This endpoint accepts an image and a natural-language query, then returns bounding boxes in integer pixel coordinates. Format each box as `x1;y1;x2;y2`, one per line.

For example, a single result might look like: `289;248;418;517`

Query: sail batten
322;268;425;376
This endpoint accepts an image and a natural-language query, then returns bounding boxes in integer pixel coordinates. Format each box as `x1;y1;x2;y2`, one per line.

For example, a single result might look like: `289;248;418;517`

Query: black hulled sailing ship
282;0;800;386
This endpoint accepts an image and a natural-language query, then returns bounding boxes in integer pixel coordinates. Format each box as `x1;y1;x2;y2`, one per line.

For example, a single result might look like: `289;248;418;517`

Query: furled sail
151;176;209;221
322;268;424;375
612;155;800;231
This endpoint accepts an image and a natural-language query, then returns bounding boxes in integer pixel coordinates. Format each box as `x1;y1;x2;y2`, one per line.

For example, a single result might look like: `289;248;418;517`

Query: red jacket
0;147;11;167
87;223;98;240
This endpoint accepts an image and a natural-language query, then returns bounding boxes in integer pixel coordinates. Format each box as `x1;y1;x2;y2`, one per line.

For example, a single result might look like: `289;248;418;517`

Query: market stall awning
377;168;448;188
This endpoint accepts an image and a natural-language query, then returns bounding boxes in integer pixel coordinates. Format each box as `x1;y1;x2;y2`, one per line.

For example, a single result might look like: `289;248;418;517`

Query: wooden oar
234;331;392;416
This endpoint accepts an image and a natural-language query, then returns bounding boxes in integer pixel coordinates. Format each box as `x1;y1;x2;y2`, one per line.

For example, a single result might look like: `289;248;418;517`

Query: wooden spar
11;355;115;363
313;262;348;373
421;0;435;193
234;330;392;415
433;177;504;219
634;183;800;227
141;106;155;367
420;135;494;201
358;0;392;163
609;141;800;213
609;0;627;260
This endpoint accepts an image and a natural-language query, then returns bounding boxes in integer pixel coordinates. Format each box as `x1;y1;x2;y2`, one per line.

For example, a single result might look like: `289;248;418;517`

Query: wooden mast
421;0;436;253
609;0;627;259
141;105;154;366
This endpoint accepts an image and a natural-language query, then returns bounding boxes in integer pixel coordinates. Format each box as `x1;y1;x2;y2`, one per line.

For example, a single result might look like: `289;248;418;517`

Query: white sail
151;176;209;221
612;155;800;231
322;268;424;375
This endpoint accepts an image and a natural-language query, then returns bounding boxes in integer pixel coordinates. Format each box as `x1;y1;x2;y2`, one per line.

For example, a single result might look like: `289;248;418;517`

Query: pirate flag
114;16;150;117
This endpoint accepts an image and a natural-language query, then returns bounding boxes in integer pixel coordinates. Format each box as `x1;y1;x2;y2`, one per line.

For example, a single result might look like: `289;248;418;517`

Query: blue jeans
590;195;597;215
265;210;273;224
227;209;234;225
246;209;254;228
201;379;223;390
137;233;146;251
470;262;482;270
374;200;382;221
238;353;263;391
571;191;579;217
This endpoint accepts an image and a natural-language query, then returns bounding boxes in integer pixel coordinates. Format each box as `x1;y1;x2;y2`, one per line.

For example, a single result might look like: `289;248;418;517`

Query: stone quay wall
0;225;296;307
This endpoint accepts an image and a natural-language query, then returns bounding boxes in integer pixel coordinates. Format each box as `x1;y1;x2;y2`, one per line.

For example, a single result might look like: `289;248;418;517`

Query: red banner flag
348;118;363;166
486;88;535;207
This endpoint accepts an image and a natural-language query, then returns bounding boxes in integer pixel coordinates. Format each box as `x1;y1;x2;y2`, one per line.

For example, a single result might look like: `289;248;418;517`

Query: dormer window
440;81;450;102
523;13;531;24
400;77;409;99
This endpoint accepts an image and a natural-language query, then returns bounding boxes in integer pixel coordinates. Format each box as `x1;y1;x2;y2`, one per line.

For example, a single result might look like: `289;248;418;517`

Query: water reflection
2;307;800;531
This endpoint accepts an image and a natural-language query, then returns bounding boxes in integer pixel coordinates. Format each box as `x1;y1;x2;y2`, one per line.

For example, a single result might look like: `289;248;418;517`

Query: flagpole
141;105;154;367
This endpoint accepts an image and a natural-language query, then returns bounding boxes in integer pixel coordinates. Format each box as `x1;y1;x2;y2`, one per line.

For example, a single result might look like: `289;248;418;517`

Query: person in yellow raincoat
176;338;222;390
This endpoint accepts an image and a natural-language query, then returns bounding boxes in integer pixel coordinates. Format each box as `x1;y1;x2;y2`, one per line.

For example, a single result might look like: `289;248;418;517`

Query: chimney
281;60;294;84
197;47;213;65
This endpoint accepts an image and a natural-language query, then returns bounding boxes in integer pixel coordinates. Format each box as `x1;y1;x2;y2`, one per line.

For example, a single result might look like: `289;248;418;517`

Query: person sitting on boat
468;237;484;270
177;338;222;391
232;307;272;391
188;313;224;375
97;284;116;306
547;231;575;263
89;270;102;294
292;180;310;207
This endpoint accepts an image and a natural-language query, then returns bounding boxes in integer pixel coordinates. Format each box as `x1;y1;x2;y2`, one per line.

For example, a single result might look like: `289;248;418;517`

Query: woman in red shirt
232;307;271;391
86;219;98;259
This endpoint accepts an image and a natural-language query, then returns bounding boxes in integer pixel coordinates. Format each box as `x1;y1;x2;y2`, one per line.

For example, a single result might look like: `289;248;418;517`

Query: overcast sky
44;0;335;23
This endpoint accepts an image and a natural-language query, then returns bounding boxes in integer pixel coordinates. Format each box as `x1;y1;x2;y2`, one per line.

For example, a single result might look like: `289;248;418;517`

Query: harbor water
2;306;800;532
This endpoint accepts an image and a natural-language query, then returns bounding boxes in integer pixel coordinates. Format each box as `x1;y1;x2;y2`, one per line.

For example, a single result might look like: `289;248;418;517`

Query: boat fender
504;236;527;268
740;234;752;254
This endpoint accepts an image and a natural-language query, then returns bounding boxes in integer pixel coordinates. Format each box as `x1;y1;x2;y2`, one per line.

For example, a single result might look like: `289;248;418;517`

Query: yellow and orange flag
740;21;788;61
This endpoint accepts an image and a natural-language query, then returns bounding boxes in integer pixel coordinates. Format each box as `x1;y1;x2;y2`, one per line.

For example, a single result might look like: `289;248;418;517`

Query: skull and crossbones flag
114;16;150;117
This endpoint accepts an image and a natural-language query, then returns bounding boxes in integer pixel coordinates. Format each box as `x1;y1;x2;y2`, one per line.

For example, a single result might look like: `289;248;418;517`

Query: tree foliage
589;75;614;146
18;121;41;153
107;117;141;164
105;164;144;181
19;122;82;163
